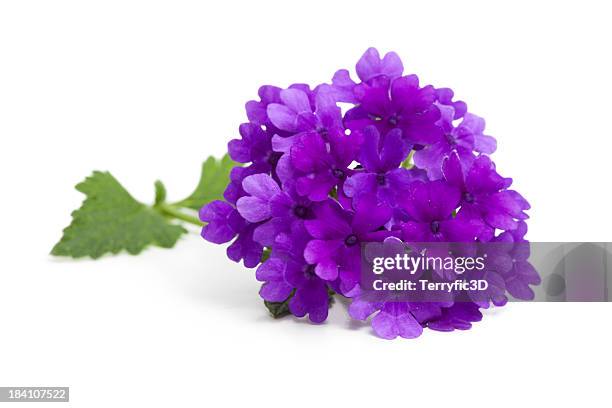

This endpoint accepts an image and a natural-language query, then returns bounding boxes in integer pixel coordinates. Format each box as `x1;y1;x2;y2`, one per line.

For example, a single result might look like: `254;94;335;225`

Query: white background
1;1;611;407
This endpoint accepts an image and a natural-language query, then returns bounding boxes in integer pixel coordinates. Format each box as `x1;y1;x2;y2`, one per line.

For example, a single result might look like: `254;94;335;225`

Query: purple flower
463;223;538;306
351;300;423;340
246;84;314;135
349;292;455;339
344;75;442;145
304;198;393;295
263;85;361;201
256;224;330;323
356;47;404;83
496;222;540;300
227;123;281;172
344;126;419;207
225;224;263;268
223;163;269;204
266;86;340;136
398;180;480;242
200;48;533;339
199;200;263;268
443;152;530;239
414;105;497;179
424;302;483;332
267;88;316;134
466;267;508;308
245;85;282;127
235;173;313;246
288;131;360;201
235;173;282;223
435;87;467;119
349;295;482;338
331;47;404;103
199;200;243;244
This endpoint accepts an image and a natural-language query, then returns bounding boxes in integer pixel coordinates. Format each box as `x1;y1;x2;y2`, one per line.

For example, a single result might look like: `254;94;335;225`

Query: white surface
1;1;611;407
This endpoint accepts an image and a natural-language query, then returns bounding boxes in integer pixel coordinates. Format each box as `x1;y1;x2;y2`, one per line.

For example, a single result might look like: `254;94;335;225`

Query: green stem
401;150;415;169
156;203;202;226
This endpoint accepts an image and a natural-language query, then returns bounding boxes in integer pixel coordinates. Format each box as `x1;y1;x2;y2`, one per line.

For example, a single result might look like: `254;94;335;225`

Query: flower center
430;220;441;234
303;264;316;278
332;168;346;179
388;114;399;126
376;174;386;186
445;133;456;146
293;205;308;219
463;192;474;204
344;234;358;246
412;144;424;151
317;127;329;138
267;152;282;166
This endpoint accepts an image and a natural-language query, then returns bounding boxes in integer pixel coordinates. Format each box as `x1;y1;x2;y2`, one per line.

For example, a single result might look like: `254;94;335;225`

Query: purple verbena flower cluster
200;48;532;339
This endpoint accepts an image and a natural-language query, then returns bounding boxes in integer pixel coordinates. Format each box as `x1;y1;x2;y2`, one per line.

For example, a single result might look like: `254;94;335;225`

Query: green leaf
51;171;187;259
154;179;167;206
264;289;295;318
264;298;293;319
174;154;238;211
